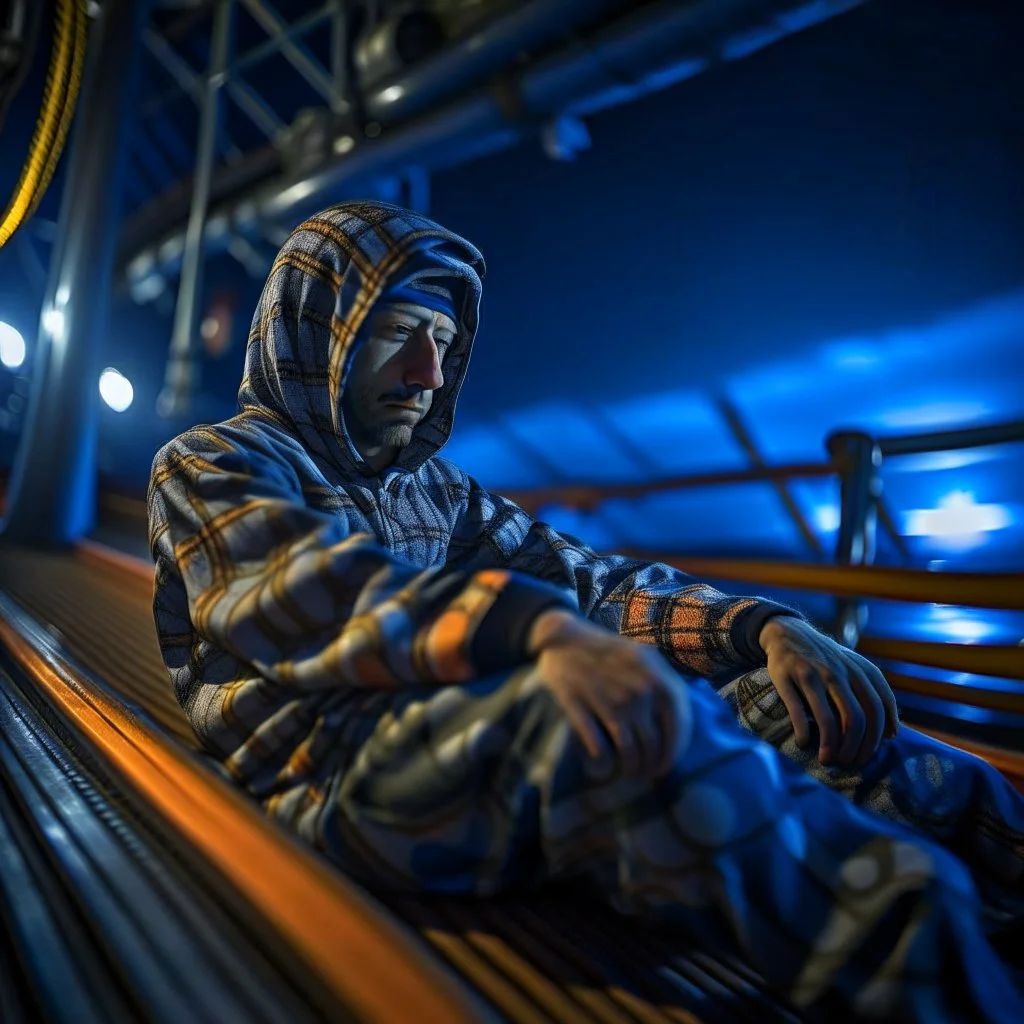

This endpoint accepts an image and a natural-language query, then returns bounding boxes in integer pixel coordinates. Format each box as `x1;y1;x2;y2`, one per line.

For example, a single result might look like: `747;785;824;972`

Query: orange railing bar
89;464;838;521
78;539;1024;678
55;542;1024;803
886;671;1024;717
501;462;836;512
621;553;1024;611
859;637;1024;681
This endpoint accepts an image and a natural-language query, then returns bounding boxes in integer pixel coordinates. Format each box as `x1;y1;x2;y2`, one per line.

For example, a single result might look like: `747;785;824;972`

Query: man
149;201;1023;1021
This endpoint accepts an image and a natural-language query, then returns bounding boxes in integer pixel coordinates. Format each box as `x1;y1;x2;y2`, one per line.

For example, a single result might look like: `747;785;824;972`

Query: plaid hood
150;202;794;817
236;200;486;477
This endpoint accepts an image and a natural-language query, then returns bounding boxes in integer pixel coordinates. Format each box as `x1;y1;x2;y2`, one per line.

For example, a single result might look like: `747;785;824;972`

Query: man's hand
759;617;900;768
527;609;687;778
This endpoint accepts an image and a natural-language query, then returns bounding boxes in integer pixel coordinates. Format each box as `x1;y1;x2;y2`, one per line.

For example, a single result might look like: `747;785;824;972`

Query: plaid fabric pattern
317;671;1022;1022
717;668;1024;912
149;201;1023;1018
148;201;783;798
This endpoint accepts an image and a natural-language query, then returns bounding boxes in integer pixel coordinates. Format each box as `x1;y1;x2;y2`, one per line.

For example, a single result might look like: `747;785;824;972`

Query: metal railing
503;417;1024;646
66;414;1024;703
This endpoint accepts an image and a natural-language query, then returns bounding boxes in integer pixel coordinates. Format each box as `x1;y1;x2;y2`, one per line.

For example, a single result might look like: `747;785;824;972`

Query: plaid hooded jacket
148;201;794;808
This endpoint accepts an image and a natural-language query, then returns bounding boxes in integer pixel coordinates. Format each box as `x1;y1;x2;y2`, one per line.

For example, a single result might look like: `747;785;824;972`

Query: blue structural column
1;0;150;548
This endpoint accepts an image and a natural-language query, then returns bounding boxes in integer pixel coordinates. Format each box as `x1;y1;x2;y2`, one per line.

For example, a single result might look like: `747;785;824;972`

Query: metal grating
0;546;196;747
0;654;353;1024
0;543;807;1022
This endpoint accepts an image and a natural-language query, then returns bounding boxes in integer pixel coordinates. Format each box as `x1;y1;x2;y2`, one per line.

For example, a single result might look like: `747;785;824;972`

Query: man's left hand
758;617;900;768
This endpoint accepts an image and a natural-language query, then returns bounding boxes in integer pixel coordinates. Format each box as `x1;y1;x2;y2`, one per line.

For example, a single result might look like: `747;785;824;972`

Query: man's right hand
525;609;688;778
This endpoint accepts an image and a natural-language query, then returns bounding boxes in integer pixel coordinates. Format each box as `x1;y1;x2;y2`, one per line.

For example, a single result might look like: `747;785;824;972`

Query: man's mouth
382;400;421;413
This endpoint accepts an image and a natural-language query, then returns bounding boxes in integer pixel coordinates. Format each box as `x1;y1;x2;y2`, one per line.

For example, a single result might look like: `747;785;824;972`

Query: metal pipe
361;0;629;124
143;3;334;122
1;0;151;547
876;494;911;564
878;418;1024;457
223;67;286;143
827;431;881;647
157;0;232;418
331;0;350;115
142;26;237;153
121;0;871;289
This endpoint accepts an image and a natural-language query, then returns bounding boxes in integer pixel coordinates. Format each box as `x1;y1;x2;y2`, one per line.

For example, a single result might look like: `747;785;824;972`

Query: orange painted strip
0;616;480;1024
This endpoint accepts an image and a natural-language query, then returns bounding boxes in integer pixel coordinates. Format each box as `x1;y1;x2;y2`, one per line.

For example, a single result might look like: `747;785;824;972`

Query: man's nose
402;330;444;392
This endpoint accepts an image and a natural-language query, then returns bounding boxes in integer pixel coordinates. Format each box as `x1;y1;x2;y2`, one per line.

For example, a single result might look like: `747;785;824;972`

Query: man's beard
375;421;414;448
342;383;418;452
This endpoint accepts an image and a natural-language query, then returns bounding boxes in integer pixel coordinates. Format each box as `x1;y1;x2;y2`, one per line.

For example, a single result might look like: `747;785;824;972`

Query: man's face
341;300;458;470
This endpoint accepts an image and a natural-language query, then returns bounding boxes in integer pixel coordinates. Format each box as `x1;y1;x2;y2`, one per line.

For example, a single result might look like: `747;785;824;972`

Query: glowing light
927;605;996;644
130;275;167;304
0;321;26;369
903;491;1012;538
278;180;318;205
42;308;65;340
379;85;404;104
824;340;879;370
890;449;999;473
881;401;992;430
813;505;840;532
941;619;995;642
98;367;134;412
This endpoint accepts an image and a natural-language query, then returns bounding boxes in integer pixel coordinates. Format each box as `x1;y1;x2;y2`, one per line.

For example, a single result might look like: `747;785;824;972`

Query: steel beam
144;23;282;145
878;418;1024;457
121;0;873;291
716;395;824;558
157;0;232;418
230;1;334;80
238;0;336;103
2;0;152;547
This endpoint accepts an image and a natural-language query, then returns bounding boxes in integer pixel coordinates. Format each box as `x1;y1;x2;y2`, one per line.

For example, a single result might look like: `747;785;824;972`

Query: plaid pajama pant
302;667;1024;1022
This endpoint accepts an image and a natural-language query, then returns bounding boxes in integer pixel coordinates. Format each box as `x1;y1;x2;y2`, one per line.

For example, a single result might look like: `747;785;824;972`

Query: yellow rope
0;0;89;248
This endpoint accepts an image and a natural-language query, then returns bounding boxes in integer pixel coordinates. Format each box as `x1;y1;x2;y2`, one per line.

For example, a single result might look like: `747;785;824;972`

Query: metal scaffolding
2;0;877;546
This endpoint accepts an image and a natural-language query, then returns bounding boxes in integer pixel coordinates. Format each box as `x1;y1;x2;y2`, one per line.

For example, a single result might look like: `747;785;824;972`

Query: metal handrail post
827;431;882;647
